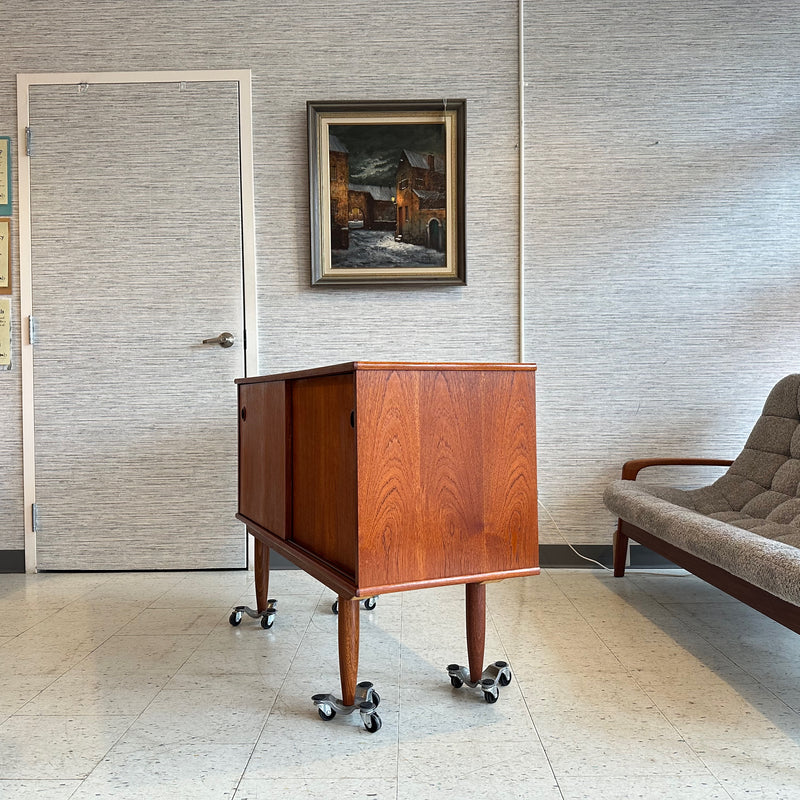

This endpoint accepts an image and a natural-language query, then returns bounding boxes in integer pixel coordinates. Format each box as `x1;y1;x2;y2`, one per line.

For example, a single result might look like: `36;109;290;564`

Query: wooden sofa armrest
613;457;733;577
621;458;734;481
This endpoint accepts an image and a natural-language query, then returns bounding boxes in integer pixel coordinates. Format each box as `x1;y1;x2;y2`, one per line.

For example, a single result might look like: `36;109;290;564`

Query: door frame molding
16;69;259;572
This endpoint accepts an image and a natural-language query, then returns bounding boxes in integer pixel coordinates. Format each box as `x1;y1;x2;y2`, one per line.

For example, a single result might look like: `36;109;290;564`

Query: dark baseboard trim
538;544;676;569
270;544;675;571
6;545;675;574
0;550;26;573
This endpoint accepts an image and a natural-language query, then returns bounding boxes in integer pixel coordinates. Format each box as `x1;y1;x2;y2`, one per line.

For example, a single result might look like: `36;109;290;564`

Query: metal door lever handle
202;332;235;348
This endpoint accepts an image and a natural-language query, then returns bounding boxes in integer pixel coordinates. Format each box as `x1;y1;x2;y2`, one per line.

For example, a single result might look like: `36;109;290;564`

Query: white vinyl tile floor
1;567;800;799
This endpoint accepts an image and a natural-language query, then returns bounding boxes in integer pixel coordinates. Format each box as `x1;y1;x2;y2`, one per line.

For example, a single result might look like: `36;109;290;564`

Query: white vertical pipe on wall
16;76;35;572
518;0;526;364
237;73;259;379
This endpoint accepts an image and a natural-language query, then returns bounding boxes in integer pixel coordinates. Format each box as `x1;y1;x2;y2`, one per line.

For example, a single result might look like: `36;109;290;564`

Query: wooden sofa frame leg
613;524;628;577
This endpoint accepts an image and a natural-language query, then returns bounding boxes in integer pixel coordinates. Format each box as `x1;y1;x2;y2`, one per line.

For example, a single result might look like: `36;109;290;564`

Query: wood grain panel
291;373;358;578
480;370;538;572
238;380;289;539
418;370;486;577
355;368;422;585
357;366;538;588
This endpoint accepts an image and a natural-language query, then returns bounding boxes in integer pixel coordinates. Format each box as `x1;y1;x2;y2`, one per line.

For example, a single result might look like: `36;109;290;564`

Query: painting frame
307;99;466;286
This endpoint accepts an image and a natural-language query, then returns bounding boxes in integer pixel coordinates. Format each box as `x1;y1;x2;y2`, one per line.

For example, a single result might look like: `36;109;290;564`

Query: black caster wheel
363;712;382;733
331;600;339;614
317;705;336;721
261;614;275;630
447;664;463;688
229;610;243;626
494;660;512;686
483;687;499;704
357;681;380;708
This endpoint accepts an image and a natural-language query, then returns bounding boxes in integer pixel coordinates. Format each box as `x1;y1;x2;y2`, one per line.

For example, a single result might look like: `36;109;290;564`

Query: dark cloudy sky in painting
330;123;445;186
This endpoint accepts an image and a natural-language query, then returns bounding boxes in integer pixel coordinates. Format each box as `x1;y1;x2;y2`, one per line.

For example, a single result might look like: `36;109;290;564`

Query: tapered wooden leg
613;524;628;577
337;595;359;707
254;538;270;612
466;582;486;684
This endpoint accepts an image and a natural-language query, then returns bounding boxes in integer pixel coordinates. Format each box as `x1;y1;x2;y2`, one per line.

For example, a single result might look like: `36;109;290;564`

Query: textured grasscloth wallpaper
1;1;799;560
0;1;520;558
525;2;800;544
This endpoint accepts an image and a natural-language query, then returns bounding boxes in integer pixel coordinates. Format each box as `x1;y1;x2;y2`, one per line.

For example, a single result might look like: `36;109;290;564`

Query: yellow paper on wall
0;139;7;207
0;297;10;368
0;219;8;288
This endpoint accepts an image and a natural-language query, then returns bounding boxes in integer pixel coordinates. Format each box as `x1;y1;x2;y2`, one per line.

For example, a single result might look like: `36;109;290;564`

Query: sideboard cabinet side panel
356;367;538;589
479;370;539;571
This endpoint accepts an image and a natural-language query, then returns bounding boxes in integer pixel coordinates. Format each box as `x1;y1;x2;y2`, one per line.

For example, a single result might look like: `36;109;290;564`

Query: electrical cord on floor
537;498;689;578
537;498;611;571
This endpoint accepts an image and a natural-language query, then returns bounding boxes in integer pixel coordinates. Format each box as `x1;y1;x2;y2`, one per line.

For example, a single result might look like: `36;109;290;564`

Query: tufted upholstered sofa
604;374;800;633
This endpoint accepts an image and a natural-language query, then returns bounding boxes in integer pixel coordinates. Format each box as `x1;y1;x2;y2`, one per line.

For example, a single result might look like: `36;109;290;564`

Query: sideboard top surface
235;361;537;385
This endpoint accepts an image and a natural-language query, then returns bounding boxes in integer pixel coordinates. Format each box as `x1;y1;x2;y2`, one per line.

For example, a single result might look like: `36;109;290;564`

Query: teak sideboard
235;362;538;727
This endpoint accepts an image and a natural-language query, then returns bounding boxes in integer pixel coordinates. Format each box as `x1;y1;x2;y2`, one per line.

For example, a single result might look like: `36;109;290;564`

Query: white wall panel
2;0;799;562
525;1;800;544
0;0;521;560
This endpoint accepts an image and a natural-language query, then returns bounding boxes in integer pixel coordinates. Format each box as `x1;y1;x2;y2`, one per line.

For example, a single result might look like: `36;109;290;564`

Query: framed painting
307;100;466;285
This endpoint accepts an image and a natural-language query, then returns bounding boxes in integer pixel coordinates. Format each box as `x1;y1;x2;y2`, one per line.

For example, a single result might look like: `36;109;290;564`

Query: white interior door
22;76;252;570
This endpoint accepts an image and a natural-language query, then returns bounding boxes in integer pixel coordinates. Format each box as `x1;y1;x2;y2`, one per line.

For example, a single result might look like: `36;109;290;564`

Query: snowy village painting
308;100;466;285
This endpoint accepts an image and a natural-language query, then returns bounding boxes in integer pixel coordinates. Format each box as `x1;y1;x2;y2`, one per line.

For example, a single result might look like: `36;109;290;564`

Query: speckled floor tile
245;697;399;780
0;605;67;637
68;739;252;800
397;734;559;799
557;775;731;799
18;670;168;716
0;673;56;719
115;606;231;636
0;780;82;800
690;737;800;800
233;778;397;800
3;567;800;798
0;715;134;779
73;632;207;675
125;685;274;745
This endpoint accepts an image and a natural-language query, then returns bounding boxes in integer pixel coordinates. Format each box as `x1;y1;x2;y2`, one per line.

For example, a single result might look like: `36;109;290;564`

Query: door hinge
31;503;40;533
28;315;38;346
25;126;32;157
